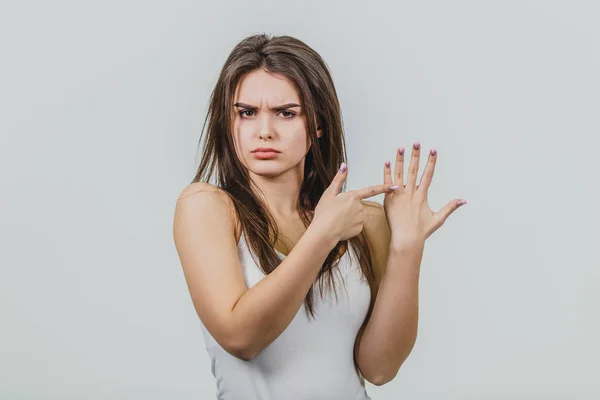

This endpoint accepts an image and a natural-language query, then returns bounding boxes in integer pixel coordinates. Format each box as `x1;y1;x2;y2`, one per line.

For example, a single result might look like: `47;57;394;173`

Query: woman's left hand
383;142;466;247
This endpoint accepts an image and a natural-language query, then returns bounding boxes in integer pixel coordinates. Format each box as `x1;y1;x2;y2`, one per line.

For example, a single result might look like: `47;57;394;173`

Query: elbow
367;366;400;386
370;338;417;385
207;314;260;361
222;333;259;362
228;346;256;362
361;369;391;387
369;372;395;387
363;364;401;386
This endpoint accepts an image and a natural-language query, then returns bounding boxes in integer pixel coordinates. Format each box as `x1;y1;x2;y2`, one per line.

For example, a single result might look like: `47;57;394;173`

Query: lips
253;149;280;159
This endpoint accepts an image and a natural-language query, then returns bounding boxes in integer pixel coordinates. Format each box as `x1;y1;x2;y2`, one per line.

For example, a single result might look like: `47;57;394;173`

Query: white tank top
198;231;373;399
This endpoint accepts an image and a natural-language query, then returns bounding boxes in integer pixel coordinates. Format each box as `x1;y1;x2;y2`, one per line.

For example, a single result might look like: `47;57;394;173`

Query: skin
353;139;467;384
173;67;466;384
173;68;390;360
229;68;324;249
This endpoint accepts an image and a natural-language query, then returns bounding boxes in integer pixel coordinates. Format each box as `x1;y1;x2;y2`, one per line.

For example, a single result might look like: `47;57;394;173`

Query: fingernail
339;162;347;173
398;147;405;156
390;185;399;190
430;148;437;156
457;200;467;206
385;160;390;167
413;142;420;150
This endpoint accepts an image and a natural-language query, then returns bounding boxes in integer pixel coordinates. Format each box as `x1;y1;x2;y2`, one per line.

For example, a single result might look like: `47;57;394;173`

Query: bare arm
173;183;338;361
354;201;422;385
229;220;337;360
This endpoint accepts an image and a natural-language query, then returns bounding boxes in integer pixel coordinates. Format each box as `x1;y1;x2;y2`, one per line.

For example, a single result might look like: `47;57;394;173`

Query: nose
258;113;273;140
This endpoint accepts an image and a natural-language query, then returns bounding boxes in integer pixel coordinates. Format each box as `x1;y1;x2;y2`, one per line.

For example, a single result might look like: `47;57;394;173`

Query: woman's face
231;69;321;179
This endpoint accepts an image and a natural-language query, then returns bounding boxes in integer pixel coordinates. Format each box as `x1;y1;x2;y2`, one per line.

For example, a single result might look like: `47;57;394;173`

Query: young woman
173;33;466;399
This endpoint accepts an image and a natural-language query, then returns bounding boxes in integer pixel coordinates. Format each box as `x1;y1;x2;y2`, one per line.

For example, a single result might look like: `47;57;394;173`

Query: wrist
307;220;340;247
390;234;425;253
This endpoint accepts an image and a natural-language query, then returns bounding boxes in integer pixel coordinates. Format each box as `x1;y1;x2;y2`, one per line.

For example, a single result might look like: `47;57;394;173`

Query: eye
239;110;255;117
280;111;296;118
239;110;296;119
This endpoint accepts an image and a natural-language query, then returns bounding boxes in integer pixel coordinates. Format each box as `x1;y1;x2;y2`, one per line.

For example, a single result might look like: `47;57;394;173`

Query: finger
354;183;397;200
433;198;467;228
384;159;394;201
325;162;348;196
395;147;405;189
406;142;420;191
384;160;393;185
418;148;437;193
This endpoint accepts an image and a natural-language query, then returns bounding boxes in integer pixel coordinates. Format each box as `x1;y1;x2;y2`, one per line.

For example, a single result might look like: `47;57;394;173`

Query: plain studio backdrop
1;1;598;399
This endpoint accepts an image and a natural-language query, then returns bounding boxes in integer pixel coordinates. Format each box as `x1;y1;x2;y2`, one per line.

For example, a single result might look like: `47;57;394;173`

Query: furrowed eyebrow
233;102;301;112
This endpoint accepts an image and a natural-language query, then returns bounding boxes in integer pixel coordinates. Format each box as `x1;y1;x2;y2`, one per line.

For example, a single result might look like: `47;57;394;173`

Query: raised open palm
383;142;466;245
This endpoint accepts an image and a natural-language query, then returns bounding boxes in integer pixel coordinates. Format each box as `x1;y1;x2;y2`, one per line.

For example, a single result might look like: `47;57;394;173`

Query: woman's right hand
311;162;398;242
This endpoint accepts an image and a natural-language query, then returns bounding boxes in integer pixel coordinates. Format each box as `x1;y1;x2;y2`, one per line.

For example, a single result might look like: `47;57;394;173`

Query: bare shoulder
172;181;251;358
360;200;391;283
176;182;232;207
361;200;390;235
175;182;241;240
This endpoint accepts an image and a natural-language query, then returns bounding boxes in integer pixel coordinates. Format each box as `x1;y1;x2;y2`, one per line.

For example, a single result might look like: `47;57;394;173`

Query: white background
1;1;598;399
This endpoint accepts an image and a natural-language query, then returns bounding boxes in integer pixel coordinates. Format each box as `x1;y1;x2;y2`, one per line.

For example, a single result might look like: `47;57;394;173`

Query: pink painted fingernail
385;160;391;167
339;162;347;173
413;142;420;150
457;200;467;206
398;147;405;155
390;185;399;190
430;148;437;156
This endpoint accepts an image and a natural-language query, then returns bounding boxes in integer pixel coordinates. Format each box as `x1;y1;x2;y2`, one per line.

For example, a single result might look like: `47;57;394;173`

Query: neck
249;168;303;219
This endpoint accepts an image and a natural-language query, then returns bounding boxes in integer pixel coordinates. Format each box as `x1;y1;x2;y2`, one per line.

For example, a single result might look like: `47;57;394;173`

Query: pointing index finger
354;184;397;200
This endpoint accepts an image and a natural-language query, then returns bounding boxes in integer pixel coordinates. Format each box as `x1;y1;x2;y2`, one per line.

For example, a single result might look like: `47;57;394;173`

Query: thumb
325;162;348;196
433;198;466;228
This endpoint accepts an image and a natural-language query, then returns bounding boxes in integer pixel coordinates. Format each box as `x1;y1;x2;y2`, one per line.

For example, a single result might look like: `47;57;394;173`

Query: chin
248;163;286;177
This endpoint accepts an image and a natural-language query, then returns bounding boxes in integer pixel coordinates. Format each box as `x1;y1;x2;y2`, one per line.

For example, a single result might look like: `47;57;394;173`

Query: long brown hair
192;33;375;319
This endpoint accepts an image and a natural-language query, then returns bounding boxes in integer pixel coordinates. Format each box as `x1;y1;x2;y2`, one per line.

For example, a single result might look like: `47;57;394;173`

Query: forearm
230;224;338;359
357;240;424;384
